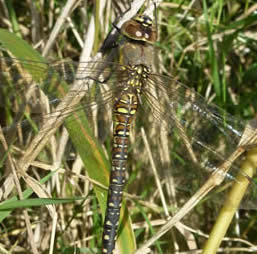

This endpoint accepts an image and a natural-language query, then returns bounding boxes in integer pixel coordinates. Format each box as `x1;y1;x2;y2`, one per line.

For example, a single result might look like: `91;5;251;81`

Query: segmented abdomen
102;92;138;254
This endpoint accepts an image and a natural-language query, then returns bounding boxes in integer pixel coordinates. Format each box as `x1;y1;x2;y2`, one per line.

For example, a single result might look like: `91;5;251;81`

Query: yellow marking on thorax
117;107;129;114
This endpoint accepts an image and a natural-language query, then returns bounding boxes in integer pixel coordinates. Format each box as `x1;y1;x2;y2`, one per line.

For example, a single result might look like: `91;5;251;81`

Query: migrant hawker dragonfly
0;13;257;254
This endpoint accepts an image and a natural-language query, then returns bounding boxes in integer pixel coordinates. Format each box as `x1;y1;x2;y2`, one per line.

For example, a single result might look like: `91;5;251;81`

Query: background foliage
0;0;257;253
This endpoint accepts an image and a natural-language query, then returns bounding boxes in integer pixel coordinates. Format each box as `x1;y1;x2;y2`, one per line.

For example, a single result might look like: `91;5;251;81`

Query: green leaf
0;197;86;210
203;0;221;101
0;29;45;62
0;170;56;222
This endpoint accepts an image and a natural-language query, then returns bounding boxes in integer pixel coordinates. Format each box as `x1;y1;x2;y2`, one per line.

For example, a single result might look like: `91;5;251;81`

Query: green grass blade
0;169;56;222
5;1;22;38
203;0;221;101
0;197;86;210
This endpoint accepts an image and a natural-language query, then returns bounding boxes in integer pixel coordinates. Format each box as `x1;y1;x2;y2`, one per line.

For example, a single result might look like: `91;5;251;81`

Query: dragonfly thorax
125;64;149;91
130;64;150;76
119;37;155;67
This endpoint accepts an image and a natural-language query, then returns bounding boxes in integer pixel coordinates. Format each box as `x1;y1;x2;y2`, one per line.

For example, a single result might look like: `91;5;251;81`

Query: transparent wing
144;72;246;163
0;57;132;134
135;72;257;210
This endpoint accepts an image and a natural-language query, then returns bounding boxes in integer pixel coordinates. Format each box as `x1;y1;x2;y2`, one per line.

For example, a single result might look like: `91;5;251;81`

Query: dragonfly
0;13;257;254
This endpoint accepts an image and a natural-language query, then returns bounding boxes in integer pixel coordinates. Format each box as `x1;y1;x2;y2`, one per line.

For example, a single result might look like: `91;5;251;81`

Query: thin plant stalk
202;146;257;254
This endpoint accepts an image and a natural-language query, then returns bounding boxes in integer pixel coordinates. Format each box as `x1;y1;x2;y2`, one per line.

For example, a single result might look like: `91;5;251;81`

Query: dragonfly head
121;15;157;44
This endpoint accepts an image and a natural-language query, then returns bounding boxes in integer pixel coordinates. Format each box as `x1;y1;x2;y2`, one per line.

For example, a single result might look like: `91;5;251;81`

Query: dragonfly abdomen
102;92;138;254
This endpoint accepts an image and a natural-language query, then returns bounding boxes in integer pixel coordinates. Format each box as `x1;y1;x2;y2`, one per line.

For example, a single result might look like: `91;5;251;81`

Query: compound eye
121;15;157;44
